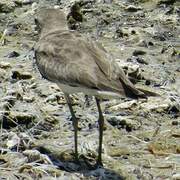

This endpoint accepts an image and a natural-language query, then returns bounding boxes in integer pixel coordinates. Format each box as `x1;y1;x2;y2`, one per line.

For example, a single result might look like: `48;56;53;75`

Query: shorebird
34;8;149;167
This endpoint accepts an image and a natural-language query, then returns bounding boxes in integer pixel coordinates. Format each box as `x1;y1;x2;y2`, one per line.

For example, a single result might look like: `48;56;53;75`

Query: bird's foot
95;160;104;169
74;155;80;164
86;161;103;170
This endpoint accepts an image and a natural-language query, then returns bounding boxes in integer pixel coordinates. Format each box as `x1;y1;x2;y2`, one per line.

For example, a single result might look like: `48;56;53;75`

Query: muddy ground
0;0;179;179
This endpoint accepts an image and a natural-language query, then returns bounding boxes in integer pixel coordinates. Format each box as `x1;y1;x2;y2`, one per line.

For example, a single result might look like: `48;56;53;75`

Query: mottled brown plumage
34;8;146;99
34;8;146;167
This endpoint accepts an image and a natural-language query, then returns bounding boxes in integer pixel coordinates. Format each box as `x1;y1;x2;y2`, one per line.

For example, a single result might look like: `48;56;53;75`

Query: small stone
67;1;83;28
172;173;180;180
0;2;15;13
6;51;20;58
3;25;18;36
23;96;35;103
125;124;133;132
23;149;53;164
6;89;22;99
138;40;149;48
125;5;142;12
2;111;36;128
172;121;178;126
11;70;32;80
144;137;150;142
158;0;176;6
153;33;166;41
110;100;137;111
122;155;129;159
176;67;180;72
119;119;127;129
148;41;154;46
1;96;16;107
133;50;146;56
136;57;148;65
168;104;180;118
107;146;130;157
6;132;20;149
45;94;58;103
140;98;171;113
2;152;27;167
21;0;34;5
103;0;113;3
0;69;7;82
118;61;143;83
0;61;11;69
0;102;11;110
107;117;120;126
14;0;34;5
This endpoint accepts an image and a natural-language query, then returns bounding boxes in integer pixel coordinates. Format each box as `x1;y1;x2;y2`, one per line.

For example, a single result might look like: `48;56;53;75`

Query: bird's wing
35;31;100;89
35;30;145;98
83;36;146;98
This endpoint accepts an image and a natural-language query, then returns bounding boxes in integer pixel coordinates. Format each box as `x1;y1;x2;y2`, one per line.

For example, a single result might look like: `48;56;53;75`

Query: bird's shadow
54;157;125;180
38;147;125;180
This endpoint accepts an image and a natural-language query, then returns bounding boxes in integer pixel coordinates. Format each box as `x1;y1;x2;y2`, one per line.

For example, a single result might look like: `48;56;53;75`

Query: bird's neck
40;22;69;38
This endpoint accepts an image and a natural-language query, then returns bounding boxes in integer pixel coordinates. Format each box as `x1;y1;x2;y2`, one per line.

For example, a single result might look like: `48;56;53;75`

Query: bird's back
35;29;146;99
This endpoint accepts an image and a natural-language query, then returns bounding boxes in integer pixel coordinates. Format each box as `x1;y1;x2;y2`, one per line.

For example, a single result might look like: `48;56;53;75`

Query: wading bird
34;8;153;167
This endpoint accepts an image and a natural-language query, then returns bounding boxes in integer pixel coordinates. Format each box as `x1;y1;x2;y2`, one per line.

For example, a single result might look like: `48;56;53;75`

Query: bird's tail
136;87;160;97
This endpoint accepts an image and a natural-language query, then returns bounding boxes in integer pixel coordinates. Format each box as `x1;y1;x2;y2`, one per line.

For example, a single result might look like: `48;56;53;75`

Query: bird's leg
64;94;79;162
95;97;104;167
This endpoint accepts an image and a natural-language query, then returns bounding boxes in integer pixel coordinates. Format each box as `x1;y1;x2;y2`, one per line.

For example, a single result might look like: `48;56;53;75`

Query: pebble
136;57;148;65
21;0;34;5
0;102;11;110
45;94;59;103
103;0;113;4
107;117;120;126
0;2;15;13
2;111;36;128
172;173;180;180
6;132;20;149
168;104;179;115
11;70;32;80
125;5;142;12
0;69;6;81
140;98;171;113
1;96;17;106
3;25;18;36
176;67;180;72
23;96;35;103
0;61;11;69
23;149;53;164
172;121;178;126
14;0;34;5
2;152;27;167
31;2;38;12
109;100;137;111
153;33;166;41
6;89;21;97
158;0;176;5
6;51;20;58
133;50;146;56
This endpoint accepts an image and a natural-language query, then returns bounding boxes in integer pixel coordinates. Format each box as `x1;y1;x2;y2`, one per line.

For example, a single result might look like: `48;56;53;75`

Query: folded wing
35;30;146;98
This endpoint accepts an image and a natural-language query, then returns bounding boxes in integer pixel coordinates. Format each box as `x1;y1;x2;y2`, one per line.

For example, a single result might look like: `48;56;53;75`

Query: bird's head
34;8;68;36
